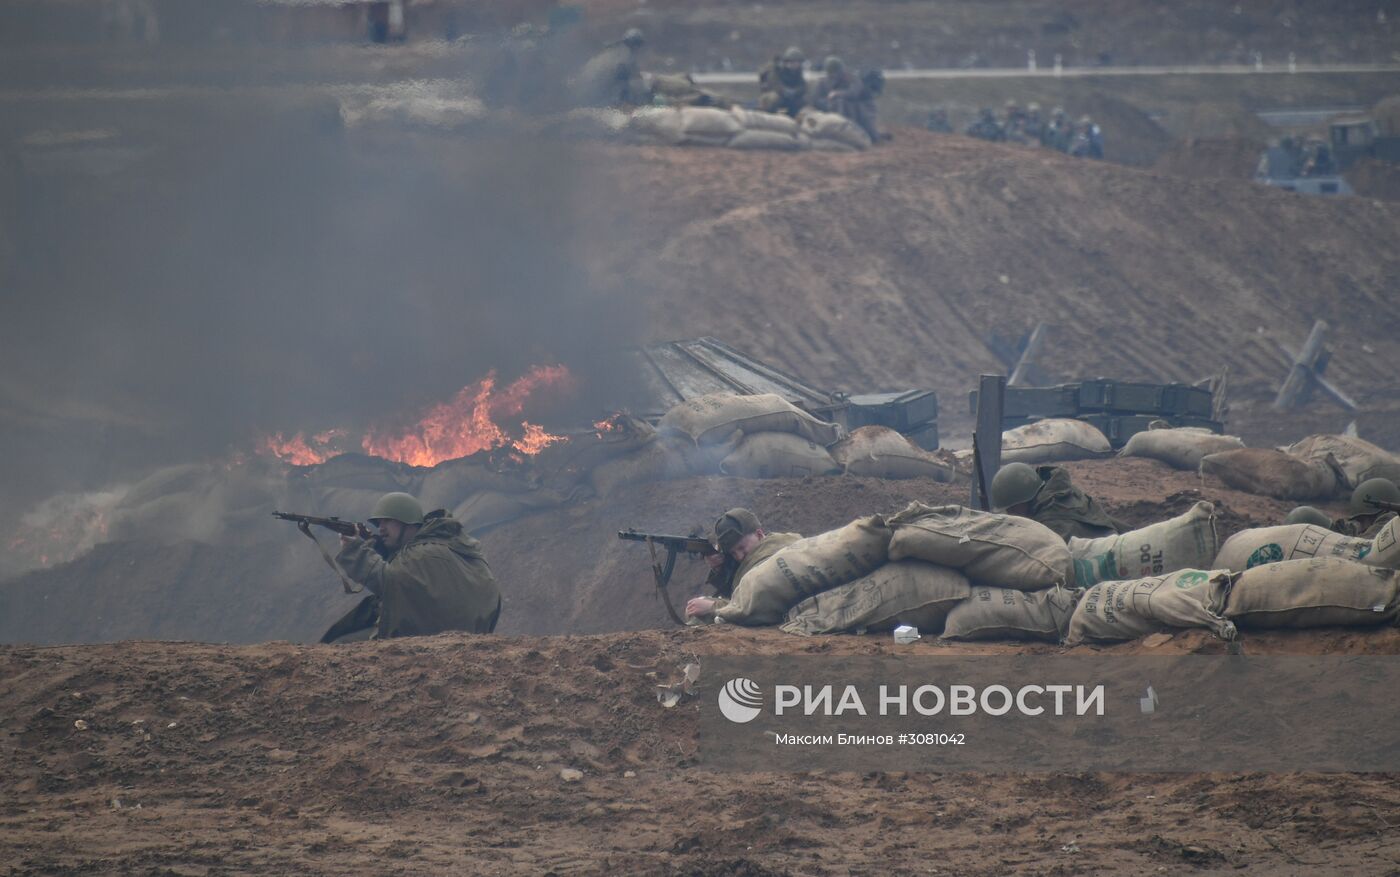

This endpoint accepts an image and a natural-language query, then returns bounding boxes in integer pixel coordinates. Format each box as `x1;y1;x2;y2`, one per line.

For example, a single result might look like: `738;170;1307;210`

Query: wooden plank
1008;322;1048;387
1272;320;1329;411
970;374;1006;510
1273;334;1358;413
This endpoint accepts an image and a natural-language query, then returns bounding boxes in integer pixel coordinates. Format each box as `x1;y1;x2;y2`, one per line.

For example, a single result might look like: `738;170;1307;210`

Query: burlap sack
716;515;891;626
829;426;960;482
589;436;697;497
1199;448;1342;501
1065;569;1236;644
779;561;970;636
731;107;800;135
1225;557;1400;628
1213;523;1380;572
1001;419;1113;465
1285;434;1400;489
629;106;684;145
798;110;872;149
658;393;843;447
1372;517;1399;568
886;502;1072;590
1069;501;1219;587
679;106;743;139
1120;426;1245;470
728;129;806;151
940;586;1080;642
719;432;840;478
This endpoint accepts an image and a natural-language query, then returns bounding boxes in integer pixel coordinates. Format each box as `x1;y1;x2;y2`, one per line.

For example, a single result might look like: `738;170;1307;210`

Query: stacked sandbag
451;486;573;534
719;433;841;478
589;435;698;496
1285;434;1400;490
628;106;686;145
1225;557;1400;628
715;515;891;625
941;586;1080;642
780;561;971;636
1068;501;1219;587
1001;419;1113;465
658;393;842;478
1065;569;1236;644
1373;517;1399;567
1119;424;1245;470
886;502;1073;590
418;457;531;512
728;107;807;151
627;106;811;151
829;426;963;482
1213;523;1385;572
798;109;873;151
1199;448;1342;500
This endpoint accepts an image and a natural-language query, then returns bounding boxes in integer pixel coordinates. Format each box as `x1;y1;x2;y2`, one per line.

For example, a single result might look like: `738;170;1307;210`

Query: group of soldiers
1258;135;1338;179
928;100;1105;159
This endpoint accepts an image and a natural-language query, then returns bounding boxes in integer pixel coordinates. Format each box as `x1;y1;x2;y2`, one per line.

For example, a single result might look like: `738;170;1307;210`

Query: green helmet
1284;506;1332;527
621;28;645;48
781;46;805;63
1350;478;1400;517
823;56;845;74
990;462;1044;513
369;492;425;525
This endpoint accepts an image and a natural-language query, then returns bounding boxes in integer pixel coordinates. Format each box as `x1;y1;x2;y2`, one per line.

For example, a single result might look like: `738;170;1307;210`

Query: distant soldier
1003;99;1029;144
758;46;809;117
684;508;801;620
991;462;1122;542
1300;137;1336;177
1333;479;1400;539
1283;506;1333;527
573;27;649;108
926;107;953;133
1022;102;1045;145
813;56;884;141
1069;115;1104;159
965;107;1006;141
1043;106;1072;151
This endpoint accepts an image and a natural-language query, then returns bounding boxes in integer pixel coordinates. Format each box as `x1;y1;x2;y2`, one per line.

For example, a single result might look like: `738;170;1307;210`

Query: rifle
618;530;728;625
1365;499;1400;514
273;511;379;594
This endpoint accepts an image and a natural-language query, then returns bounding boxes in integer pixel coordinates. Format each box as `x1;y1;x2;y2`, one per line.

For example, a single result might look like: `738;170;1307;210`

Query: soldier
1003;99;1029;144
1333;479;1400;538
1069;115;1104;159
926;107;953;133
758;46;809;117
321;492;502;642
990;462;1122;541
573;27;649;108
965;107;1006;141
1283;506;1333;527
1043;106;1072;151
1022;102;1045;145
684;508;801;620
812;56;883;141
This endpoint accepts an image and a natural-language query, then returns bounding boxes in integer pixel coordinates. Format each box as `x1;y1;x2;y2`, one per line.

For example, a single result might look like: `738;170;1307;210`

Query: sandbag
1065;569;1236;644
829;426;961;482
629;106;684;145
418;459;530;511
718;432;840;478
1372;517;1400;568
940;586;1080;642
716;515;891;626
731;107;800;135
296;453;422;493
798;110;872;149
679;106;742;140
1001;419;1113;465
1120;426;1245;470
589;436;697;496
886;502;1072;590
452;488;568;534
1200;448;1341;501
1286;434;1400;489
728;129;806;151
658;393;843;447
779;561;970;636
1225;557;1400;628
1069;501;1219;587
1213;524;1379;572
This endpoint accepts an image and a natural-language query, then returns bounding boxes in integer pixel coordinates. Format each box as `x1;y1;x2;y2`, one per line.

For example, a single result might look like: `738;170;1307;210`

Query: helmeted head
823;56;845;74
1350;478;1400;517
1284;505;1332;527
1027;101;1041;115
990;462;1044;514
621;28;645;49
1078;115;1093;127
368;492;425;551
714;507;762;557
781;46;806;63
1052;106;1067;120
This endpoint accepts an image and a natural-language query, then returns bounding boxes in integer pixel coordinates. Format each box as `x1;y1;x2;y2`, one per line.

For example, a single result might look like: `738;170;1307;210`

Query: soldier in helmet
812;56;884;141
1333;478;1400;538
1069;115;1104;159
990;462;1122;541
1043;106;1072;151
1022;102;1045;145
684;508;801;621
1283;505;1333;527
321;492;503;642
965;107;1006;142
1003;99;1029;144
573;27;649;108
758;46;809;117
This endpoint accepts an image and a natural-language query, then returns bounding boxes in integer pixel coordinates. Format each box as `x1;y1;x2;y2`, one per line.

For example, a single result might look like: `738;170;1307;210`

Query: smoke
0;64;649;534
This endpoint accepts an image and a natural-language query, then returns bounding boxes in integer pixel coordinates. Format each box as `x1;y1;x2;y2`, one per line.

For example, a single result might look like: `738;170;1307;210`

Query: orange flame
258;432;335;466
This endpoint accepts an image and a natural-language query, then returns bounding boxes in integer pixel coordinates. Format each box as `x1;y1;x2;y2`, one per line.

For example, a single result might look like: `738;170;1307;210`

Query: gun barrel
272;511;360;536
617;530;716;554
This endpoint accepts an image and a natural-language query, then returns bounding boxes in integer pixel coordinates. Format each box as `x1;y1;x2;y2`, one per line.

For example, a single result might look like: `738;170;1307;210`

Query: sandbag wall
629;106;872;152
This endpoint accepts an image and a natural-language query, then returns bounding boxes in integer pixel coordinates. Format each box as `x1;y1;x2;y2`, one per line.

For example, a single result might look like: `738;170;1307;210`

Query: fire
258;432;336;467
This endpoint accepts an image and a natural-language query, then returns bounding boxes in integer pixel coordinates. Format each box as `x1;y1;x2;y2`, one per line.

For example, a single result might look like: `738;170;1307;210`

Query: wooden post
1008;322;1048;388
1273;320;1329;411
970;374;1006;510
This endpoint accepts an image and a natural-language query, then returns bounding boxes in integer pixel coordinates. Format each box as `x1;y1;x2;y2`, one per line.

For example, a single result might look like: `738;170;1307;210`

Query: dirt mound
1152;136;1263;181
5;624;1400;874
1348;157;1400;202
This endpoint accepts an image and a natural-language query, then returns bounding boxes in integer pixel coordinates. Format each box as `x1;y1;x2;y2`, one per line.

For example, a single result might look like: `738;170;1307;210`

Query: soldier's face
782;60;802;74
376;519;408;549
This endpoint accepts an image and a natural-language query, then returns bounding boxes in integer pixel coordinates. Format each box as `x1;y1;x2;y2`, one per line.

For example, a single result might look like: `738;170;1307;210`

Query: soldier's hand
686;597;718;619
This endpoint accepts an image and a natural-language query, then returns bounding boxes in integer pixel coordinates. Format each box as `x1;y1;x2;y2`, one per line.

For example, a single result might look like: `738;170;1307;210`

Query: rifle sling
297;521;364;595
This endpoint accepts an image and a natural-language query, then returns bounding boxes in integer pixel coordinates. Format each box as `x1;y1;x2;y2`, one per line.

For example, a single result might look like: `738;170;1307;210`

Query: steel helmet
781;46;805;62
1284;506;1332;527
369;492;425;525
621;28;645;48
990;462;1044;513
823;56;845;73
1350;478;1400;517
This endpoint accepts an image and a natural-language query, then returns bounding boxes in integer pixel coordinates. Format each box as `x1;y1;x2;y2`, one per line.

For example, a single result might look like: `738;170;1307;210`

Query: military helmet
369;492;425;526
1027;101;1041;113
781;46;805;62
990;463;1044;513
1284;506;1332;527
823;56;845;73
621;27;645;48
714;507;761;553
1079;115;1093;125
1350;478;1400;517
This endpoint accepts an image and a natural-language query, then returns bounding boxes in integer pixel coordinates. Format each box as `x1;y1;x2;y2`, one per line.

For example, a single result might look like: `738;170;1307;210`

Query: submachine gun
617;530;731;626
1365;499;1400;515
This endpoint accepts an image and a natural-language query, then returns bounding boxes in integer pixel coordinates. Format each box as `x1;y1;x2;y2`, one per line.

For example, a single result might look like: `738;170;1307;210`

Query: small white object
560;768;583;782
1140;686;1158;714
893;625;922;644
73;720;89;731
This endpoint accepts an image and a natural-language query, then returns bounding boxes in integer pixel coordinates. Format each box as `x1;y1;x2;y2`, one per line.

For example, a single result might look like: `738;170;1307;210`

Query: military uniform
574;31;648;108
813;59;881;141
1333;512;1397;540
709;532;801;605
1022;466;1121;541
758;49;808;117
328;510;502;640
965;109;1006;142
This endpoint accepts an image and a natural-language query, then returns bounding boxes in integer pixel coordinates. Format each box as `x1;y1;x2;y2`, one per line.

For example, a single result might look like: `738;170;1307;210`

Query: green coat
332;512;501;639
1027;466;1121;542
711;532;801;607
1333;511;1396;540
